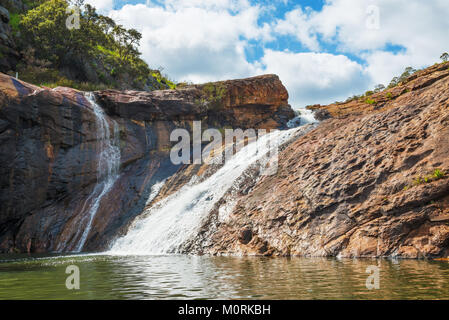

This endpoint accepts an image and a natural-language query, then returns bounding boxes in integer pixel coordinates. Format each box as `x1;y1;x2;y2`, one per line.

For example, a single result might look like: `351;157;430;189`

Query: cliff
189;62;449;258
0;72;293;253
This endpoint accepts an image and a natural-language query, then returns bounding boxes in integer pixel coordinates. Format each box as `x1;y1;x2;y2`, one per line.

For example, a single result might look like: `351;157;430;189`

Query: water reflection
0;254;448;299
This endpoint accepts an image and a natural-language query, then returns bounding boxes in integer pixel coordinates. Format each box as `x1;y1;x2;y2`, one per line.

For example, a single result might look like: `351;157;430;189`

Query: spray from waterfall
73;93;121;252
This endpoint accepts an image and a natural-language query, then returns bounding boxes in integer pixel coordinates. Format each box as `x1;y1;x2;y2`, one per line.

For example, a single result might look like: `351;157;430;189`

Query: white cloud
274;8;320;51
261;50;370;107
88;0;449;109
274;0;449;87
150;0;251;11
108;3;268;83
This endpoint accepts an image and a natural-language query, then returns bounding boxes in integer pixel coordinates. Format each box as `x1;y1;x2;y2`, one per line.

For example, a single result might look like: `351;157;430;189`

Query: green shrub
407;169;446;189
9;13;21;32
433;169;445;180
364;98;376;105
386;92;393;99
202;82;227;102
413;177;424;185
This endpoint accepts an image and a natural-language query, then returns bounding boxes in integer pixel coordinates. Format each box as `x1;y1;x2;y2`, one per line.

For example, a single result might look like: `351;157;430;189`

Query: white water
110;127;307;255
74;93;121;252
144;179;166;206
287;108;317;128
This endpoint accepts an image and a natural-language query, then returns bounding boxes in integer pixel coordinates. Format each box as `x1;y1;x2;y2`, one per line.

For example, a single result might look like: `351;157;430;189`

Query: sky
85;0;449;108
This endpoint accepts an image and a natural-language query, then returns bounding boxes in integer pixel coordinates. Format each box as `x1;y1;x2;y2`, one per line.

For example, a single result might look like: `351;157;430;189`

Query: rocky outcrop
95;74;294;129
190;62;449;259
307;62;449;117
0;72;293;253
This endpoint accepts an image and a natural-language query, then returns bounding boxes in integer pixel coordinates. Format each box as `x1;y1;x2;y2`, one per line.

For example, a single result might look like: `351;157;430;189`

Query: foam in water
109;127;307;255
73;93;121;252
287;108;317;128
145;179;166;206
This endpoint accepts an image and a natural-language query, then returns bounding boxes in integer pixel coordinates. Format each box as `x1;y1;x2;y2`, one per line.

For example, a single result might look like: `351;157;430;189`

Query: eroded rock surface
192;63;449;258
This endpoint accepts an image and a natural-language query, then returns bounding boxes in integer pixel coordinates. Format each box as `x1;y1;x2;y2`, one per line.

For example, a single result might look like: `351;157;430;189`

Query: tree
14;0;165;90
373;84;385;93
111;25;142;63
388;76;400;88
19;0;76;66
441;52;449;62
396;66;416;84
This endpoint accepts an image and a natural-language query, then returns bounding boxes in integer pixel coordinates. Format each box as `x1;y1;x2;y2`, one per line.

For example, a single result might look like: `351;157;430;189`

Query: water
68;93;121;252
0;254;448;299
287;108;317;128
110;127;306;255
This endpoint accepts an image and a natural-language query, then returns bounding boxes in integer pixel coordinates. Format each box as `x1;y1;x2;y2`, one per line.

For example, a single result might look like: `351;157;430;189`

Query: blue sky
87;0;449;108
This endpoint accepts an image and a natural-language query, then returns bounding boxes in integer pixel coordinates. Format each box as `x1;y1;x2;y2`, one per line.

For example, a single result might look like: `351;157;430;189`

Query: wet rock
312;109;332;121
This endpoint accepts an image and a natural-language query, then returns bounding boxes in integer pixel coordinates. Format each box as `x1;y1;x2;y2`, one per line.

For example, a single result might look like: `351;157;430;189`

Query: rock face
0;4;19;73
191;62;449;258
95;74;293;129
0;72;293;253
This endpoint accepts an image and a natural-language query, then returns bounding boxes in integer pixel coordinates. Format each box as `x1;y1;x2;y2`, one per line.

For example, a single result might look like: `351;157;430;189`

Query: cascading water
72;92;121;252
110;126;311;255
287;108;317;128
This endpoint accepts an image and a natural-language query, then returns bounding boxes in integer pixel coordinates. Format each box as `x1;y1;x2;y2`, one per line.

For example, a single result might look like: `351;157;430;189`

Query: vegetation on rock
4;0;175;91
339;55;447;105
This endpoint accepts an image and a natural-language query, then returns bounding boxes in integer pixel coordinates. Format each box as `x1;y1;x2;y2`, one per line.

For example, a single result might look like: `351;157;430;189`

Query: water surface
0;254;448;299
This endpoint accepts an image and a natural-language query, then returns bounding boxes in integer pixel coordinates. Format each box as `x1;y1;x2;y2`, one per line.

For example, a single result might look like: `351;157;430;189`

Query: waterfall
109;126;310;255
287;108;317;128
73;92;121;252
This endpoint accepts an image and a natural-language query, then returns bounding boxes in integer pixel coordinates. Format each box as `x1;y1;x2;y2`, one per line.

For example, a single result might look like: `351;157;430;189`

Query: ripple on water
0;254;449;299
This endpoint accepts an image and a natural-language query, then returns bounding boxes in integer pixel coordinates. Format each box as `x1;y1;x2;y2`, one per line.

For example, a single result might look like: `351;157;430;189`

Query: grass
40;81;109;91
413;177;425;186
433;169;445;179
406;169;446;189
